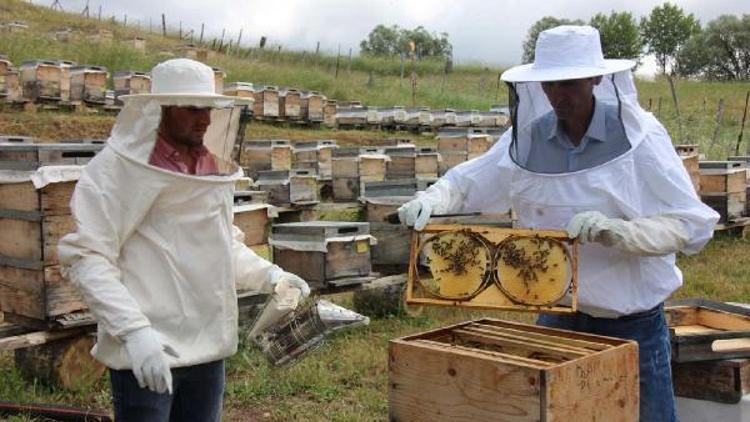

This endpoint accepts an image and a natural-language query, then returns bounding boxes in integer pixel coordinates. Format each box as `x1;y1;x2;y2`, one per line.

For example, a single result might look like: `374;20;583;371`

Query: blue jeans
110;360;225;422
537;304;677;422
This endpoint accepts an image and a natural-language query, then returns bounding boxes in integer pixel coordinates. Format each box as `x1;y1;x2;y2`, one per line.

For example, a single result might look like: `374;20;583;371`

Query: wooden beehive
0;56;12;97
301;91;325;123
233;195;272;247
323;100;338;127
278;88;302;120
389;318;639;422
19;60;62;101
3;67;21;101
359;147;388;183
131;37;146;53
404;107;432;127
666;299;750;362
363;179;418;199
254;169;318;207
455;110;481;127
385;147;416;180
438;151;467;175
729;156;750;215
178;44;207;61
270;221;374;288
672;358;750;404
212;68;225;94
252;85;279;119
476;111;505;127
407;224;578;313
0;179;86;321
223;82;255;98
0;143;103;171
54;60;76;102
69;65;107;104
415;147;440;178
699;161;747;223
430;108;456;128
241;140;292;178
113;71;151;104
366;196;413;274
332;147;361;201
336;106;369;126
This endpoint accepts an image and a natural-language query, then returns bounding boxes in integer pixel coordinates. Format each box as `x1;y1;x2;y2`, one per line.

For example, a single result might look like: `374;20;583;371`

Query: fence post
736;91;750;155
199;23;205;44
335;45;341;78
667;75;684;141
161;14;166;37
709;98;725;154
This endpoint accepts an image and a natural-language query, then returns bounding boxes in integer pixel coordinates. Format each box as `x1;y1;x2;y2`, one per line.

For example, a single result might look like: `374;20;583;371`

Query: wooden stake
335;44;341;78
736;91;750;155
667;75;684;141
199;23;204;44
161;13;166;37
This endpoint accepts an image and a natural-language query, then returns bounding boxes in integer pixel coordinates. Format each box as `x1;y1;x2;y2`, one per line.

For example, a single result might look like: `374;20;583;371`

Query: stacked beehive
699;161;747;223
437;130;495;175
240;139;292;179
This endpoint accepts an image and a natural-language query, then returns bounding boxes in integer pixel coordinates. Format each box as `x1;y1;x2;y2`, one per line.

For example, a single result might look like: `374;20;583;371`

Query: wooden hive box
680;154;700;194
252;85;279;119
3;68;21;101
223;82;255;98
377;106;404;126
332;147;361;202
359;147;388;183
676;144;699;156
363;179;418;199
131;37;146;53
455;110;481;127
233;200;272;247
270;221;374;288
430;108;456;128
0;143;103;171
323;100;338;127
240;140;292;178
672;358;750;404
113;71;151;105
729;156;750;215
301;91;325;122
665;299;750;363
404;107;432;127
54;60;76;102
415;146;440;178
279;88;302;120
291;140;320;174
0;179;86;321
69;65;107;104
467;134;495;159
385;147;416;180
0;57;12;97
438;151;467;175
389;318;639;422
336;106;369;126
19;60;62;101
212;68;225;94
699;161;747;223
365;196;413;274
178;44;201;60
255;169;318;207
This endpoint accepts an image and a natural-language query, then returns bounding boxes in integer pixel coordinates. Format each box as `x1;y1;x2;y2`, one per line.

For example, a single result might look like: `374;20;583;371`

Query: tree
675;14;750;80
640;2;700;75
360;25;452;59
522;16;584;63
589;11;643;63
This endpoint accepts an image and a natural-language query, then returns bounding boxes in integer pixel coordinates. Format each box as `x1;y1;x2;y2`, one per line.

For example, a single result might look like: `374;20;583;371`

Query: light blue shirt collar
545;98;608;148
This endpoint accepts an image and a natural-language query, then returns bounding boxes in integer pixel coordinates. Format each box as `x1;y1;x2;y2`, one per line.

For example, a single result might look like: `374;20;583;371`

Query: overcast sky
34;0;748;69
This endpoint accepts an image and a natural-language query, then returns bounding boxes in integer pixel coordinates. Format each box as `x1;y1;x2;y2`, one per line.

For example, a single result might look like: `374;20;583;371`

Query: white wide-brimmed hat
119;58;251;106
501;25;635;83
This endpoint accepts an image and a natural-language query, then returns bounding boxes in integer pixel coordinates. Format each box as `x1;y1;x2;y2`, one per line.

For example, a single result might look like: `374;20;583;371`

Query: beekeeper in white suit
58;58;309;422
399;26;718;421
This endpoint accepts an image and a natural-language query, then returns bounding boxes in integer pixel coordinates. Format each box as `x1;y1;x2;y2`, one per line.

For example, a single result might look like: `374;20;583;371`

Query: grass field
2;1;750;421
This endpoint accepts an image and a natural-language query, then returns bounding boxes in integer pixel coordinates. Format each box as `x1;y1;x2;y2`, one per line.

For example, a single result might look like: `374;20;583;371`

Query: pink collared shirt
148;136;219;176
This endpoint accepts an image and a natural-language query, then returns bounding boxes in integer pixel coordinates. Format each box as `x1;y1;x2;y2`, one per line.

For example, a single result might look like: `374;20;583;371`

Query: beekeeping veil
113;58;250;177
501;25;641;173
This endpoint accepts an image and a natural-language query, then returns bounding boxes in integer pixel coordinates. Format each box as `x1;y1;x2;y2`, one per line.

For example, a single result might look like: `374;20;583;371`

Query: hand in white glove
269;266;311;298
398;196;433;231
123;327;179;395
566;211;689;256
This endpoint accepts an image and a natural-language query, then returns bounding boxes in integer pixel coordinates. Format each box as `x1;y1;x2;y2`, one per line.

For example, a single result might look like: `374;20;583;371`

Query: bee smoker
252;299;370;368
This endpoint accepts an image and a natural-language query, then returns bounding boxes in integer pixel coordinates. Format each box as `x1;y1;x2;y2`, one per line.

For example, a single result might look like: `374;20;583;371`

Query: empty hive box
270;221;376;288
20;59;63;101
241;140;292;178
301;91;325;123
233;191;273;247
323;100;338;127
69;65;108;104
389;318;639;422
279;88;302;121
252;85;280;119
699;161;747;223
254;169;318;207
113;71;151;103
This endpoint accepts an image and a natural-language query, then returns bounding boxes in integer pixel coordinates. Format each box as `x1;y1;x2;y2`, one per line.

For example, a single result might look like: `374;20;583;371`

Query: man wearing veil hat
58;58;310;421
399;26;718;421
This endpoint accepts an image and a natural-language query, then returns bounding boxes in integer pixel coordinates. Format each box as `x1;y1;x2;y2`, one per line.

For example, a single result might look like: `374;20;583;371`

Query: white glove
397;178;463;231
123;327;180;395
566;211;689;256
269;266;311;298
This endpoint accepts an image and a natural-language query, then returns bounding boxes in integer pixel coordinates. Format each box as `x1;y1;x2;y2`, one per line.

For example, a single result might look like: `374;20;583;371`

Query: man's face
540;76;601;122
160;106;212;147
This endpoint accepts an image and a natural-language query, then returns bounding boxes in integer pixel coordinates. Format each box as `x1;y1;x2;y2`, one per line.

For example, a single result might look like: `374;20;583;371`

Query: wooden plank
461;325;597;354
0;218;41;262
44;265;86;317
471;322;612;351
0;327;89;352
698;308;750;331
453;329;588;361
700;169;747;193
672;324;721;335
414;339;555;367
672;359;750;404
389;340;543;422
0;182;38;212
545;343;639;422
665;305;699;326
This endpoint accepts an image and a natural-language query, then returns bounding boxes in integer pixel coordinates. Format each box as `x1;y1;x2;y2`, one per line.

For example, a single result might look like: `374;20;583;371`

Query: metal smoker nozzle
254;299;370;368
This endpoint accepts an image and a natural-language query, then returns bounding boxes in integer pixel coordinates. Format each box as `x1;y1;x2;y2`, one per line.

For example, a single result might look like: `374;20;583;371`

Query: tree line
360;3;748;81
523;3;749;81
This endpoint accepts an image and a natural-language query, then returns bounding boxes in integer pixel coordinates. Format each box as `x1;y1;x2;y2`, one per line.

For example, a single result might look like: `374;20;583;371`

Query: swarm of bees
418;230;571;306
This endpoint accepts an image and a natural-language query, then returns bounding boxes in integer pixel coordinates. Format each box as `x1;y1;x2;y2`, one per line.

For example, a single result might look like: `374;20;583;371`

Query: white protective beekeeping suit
402;26;719;317
58;59;281;370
